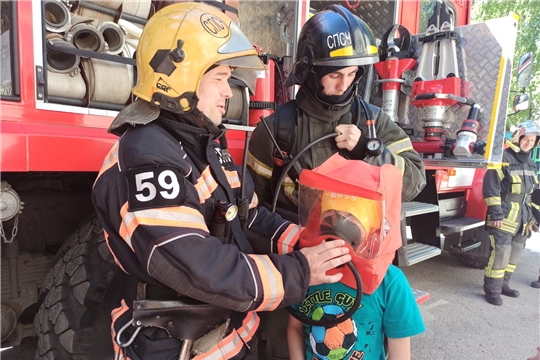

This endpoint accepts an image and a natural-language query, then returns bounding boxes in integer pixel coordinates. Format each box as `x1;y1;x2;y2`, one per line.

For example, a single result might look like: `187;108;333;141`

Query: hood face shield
299;185;385;261
296;153;404;293
216;56;265;70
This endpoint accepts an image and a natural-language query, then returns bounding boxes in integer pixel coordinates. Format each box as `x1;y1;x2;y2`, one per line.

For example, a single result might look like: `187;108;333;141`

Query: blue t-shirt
291;265;425;360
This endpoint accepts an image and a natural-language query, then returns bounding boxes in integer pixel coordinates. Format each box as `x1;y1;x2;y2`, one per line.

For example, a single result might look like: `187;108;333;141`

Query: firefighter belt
132;298;231;341
117;282;231;356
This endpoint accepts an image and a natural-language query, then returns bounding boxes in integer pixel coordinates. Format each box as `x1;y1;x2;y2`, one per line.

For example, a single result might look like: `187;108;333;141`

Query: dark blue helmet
285;5;379;87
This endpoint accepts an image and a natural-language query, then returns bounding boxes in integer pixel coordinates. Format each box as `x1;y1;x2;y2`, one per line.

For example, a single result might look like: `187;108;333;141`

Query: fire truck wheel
34;214;117;360
448;228;491;269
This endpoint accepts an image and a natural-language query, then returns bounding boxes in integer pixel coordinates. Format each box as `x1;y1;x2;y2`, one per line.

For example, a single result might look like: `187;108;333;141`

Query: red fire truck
0;0;522;358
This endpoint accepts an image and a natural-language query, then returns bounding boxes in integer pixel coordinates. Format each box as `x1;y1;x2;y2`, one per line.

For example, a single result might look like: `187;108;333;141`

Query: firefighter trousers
484;226;527;294
256;309;290;360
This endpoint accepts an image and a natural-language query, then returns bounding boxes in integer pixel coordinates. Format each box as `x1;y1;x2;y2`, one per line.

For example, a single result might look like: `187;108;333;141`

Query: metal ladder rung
406;242;441;265
451;239;482;252
403;201;440;217
441;217;485;235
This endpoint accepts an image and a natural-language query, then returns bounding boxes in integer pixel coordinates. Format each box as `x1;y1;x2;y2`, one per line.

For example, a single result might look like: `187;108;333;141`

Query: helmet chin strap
314;82;359;108
303;67;363;108
154;90;226;139
191;107;236;170
152;91;231;164
191;107;226;138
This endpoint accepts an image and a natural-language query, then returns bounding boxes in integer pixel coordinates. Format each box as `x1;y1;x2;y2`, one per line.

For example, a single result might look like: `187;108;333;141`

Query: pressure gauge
366;138;383;156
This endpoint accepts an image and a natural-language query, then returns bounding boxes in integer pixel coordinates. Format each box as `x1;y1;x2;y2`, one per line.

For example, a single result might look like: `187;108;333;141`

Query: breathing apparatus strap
274;101;299;156
351;98;377;134
269;101;302;198
204;140;252;252
211;129;251;244
203;120;251;236
174;115;252;252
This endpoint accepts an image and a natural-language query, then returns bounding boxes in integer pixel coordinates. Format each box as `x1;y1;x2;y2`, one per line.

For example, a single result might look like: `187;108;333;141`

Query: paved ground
402;236;540;360
1;336;37;360
2;236;540;360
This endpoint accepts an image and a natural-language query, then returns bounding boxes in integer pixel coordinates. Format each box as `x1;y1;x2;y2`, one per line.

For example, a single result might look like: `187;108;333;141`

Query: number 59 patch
126;166;187;211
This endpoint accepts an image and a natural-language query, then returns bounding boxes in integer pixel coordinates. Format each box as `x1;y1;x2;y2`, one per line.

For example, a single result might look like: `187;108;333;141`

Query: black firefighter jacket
92;112;309;359
483;146;540;235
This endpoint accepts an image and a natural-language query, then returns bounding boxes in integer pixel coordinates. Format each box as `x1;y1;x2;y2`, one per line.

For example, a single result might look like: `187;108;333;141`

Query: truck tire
34;215;117;360
448;227;491;269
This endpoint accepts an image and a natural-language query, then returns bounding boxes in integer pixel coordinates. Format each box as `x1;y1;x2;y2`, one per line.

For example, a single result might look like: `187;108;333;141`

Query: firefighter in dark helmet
92;3;352;359
246;5;425;359
483;120;540;306
248;5;425;222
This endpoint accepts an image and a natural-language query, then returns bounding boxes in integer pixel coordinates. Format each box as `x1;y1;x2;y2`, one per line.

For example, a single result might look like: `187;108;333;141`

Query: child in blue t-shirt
288;265;425;360
288;189;425;360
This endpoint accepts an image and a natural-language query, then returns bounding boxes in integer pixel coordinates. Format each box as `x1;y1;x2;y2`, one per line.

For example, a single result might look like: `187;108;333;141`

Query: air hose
270;132;339;213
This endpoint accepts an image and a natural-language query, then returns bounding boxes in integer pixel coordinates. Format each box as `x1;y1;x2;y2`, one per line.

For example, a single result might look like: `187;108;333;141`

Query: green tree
472;0;540;127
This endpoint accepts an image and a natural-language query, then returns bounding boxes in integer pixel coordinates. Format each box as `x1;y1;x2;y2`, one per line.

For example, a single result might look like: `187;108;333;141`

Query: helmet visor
312;55;379;67
216;56;265;70
217;22;265;70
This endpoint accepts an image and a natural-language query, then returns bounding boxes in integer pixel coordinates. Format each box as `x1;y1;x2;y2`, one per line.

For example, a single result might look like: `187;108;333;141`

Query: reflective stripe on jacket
483;147;539;235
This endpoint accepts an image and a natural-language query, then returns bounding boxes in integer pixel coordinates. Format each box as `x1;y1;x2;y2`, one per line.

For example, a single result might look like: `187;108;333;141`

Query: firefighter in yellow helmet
92;3;351;359
483;120;540;306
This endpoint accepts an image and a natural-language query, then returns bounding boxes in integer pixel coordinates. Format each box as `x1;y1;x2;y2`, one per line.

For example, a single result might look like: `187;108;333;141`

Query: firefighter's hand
335;124;361;151
490;220;503;228
300;240;351;286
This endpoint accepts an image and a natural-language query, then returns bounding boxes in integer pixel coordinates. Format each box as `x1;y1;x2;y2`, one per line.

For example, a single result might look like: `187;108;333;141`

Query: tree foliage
472;0;540;127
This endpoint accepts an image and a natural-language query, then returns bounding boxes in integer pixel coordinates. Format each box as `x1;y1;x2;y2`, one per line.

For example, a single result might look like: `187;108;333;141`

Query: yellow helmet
133;2;264;113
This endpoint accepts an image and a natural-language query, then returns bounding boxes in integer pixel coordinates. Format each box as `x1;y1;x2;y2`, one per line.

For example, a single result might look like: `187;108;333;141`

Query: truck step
403;201;440;217
450;239;482;252
441;217;485;235
412;288;430;305
406;242;442;266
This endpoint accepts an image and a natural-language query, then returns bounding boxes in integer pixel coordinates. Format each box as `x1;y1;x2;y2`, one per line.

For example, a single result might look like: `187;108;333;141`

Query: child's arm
287;315;305;360
387;337;411;360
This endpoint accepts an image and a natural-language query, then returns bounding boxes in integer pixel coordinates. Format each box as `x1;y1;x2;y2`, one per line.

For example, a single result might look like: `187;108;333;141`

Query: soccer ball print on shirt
309;305;358;360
